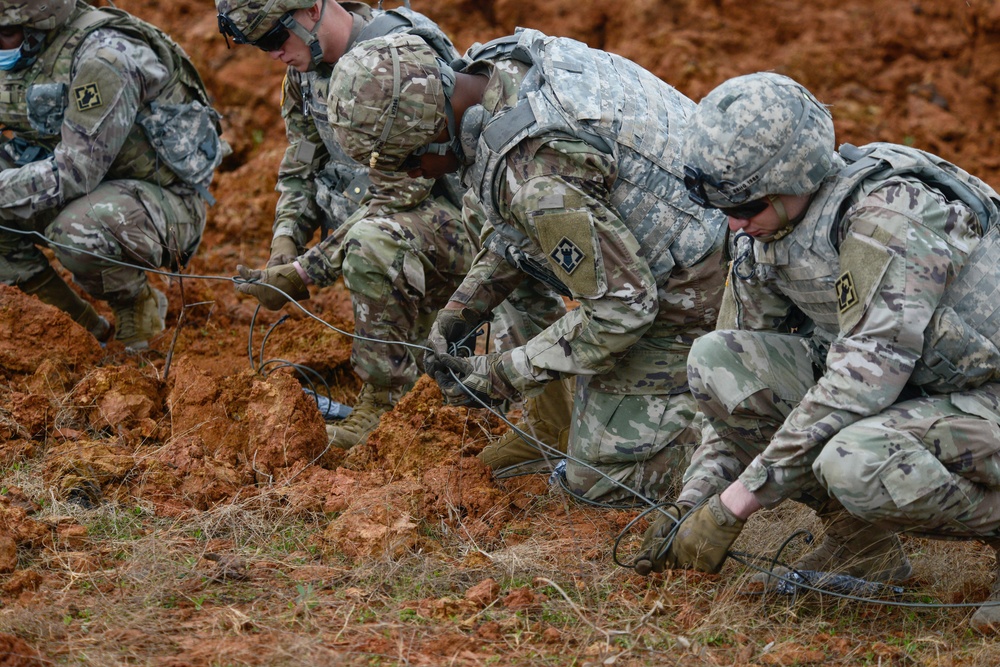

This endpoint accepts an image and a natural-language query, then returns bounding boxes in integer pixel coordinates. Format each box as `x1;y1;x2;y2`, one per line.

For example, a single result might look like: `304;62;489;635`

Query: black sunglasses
218;12;292;52
719;198;770;220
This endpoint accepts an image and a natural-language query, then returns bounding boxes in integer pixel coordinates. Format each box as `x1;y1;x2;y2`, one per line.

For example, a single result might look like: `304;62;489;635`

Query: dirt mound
2;1;1000;664
0;286;103;390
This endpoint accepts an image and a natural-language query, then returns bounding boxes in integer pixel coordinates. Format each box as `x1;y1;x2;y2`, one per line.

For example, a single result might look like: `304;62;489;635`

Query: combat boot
478;377;573;473
20;265;111;342
970;541;1000;633
111;283;167;351
753;505;912;589
325;384;396;450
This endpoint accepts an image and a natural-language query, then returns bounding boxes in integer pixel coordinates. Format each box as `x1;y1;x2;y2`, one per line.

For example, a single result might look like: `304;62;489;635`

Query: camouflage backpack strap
353;11;410;45
830;143;1000;245
464;34;532;66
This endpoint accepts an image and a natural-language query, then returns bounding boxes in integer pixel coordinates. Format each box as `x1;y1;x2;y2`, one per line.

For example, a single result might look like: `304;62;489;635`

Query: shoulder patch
550;237;585;274
533;208;605;298
73;83;103;112
836;270;858;313
836;233;893;334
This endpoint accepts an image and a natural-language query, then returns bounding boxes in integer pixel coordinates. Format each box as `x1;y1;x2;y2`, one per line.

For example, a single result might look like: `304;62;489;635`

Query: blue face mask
0;46;22;71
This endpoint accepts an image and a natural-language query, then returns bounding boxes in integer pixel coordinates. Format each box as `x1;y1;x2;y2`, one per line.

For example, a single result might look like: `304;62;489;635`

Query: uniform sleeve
364;168;434;217
1;31;164;210
273;71;328;246
294;211;360;286
502;139;658;384
741;180;982;506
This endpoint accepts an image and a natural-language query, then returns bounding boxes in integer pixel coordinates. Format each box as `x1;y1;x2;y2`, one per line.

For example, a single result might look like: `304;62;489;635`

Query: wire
21;220;1000;612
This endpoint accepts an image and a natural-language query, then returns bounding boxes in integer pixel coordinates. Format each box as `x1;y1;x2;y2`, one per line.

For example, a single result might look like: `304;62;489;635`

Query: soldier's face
727;194;810;239
265;9;315;71
0;26;24;50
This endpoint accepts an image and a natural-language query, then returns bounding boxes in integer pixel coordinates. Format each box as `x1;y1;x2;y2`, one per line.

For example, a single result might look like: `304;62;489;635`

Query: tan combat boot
970;541;1000;633
478;377;573;472
754;505;912;589
325;384;396;450
112;283;167;351
20;265;111;342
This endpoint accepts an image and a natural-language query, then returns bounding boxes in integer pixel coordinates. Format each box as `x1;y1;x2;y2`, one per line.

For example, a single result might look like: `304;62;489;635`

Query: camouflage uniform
270;1;476;392
330;31;728;503
679;75;1000;542
0;1;219;337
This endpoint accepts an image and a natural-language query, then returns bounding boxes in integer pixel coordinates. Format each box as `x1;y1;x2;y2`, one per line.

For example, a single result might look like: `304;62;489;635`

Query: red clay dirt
2;0;1000;664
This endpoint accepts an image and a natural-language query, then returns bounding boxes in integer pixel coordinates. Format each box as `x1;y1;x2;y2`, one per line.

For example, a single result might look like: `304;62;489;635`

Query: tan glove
235;263;309;310
267;235;300;268
660;496;745;574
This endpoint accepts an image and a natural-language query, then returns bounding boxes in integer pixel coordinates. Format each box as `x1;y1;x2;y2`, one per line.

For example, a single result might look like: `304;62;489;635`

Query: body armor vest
291;4;463;215
462;28;726;288
751;142;1000;390
0;1;222;190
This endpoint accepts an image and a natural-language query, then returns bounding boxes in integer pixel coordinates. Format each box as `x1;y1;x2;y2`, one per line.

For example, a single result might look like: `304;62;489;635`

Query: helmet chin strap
282;0;327;70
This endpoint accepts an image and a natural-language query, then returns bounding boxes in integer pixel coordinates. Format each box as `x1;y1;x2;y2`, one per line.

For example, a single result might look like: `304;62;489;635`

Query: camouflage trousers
562;254;726;506
0;179;204;303
301;195;476;391
681;329;1000;540
562;378;701;506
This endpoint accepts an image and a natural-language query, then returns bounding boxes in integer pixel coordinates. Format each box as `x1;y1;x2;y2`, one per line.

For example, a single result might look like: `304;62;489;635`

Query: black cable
259;314;290;371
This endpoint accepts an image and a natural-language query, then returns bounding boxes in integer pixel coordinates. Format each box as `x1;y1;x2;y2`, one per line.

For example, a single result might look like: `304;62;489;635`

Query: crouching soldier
216;0;570;451
636;72;1000;633
326;31;728;503
1;0;223;350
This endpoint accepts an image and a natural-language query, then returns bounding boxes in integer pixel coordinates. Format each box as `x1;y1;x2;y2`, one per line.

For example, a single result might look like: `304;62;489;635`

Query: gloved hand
648;495;745;574
430;351;519;407
235;263;309;310
633;504;687;575
426;307;485;357
267;235;300;268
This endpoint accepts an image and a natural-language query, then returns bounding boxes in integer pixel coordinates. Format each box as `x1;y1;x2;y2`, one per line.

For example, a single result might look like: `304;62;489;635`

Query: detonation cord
5;222;999;611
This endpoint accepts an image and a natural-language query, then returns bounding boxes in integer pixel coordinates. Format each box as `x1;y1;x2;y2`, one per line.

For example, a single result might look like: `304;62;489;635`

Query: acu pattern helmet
0;0;74;30
681;72;836;208
328;33;451;172
214;0;315;43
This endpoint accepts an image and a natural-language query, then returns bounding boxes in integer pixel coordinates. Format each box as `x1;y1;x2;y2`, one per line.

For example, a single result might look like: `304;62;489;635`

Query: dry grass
3;449;1000;666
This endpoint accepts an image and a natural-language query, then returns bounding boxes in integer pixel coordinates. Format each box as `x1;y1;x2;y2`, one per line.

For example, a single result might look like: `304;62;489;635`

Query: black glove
427;307;484;356
431;351;518;407
235;263;309;310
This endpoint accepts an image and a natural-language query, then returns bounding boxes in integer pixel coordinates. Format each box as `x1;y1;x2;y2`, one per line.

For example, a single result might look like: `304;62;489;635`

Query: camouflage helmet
215;0;314;44
0;0;74;30
681;72;835;209
329;33;453;172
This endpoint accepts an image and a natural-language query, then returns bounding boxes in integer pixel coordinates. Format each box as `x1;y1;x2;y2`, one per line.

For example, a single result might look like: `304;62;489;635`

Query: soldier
327;31;728;503
215;0;570;452
634;72;1000;632
1;0;223;351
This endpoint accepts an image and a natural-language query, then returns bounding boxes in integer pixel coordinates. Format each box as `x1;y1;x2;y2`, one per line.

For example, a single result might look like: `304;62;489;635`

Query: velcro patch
836;271;858;313
837;233;892;334
534;208;604;298
73;83;102;112
550;237;586;274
